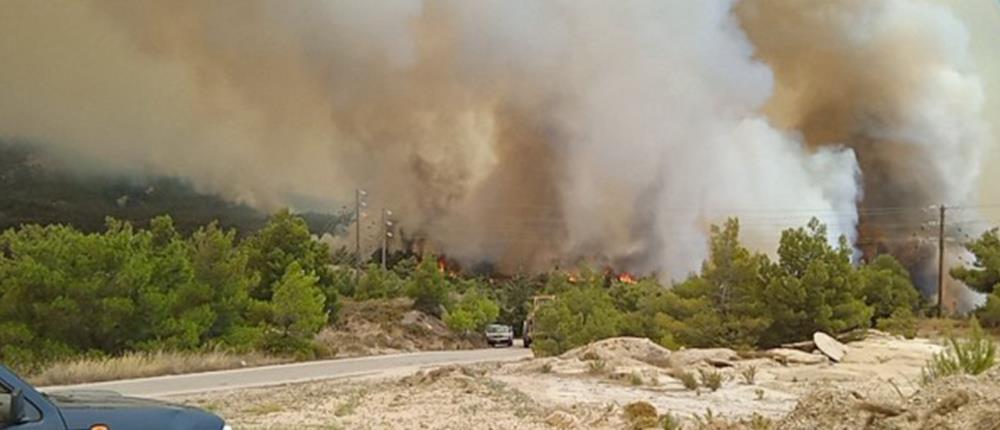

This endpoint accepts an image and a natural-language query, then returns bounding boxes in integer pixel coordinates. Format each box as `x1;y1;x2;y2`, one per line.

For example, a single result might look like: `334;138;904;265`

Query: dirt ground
315;298;484;358
177;332;991;430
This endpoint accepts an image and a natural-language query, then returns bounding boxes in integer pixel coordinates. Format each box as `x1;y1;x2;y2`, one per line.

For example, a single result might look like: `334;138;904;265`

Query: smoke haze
0;0;994;280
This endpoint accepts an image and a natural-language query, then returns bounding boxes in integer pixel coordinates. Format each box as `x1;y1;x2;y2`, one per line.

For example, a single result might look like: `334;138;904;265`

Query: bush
858;254;921;323
443;290;500;333
976;290;1000;328
264;262;327;356
587;359;607;375
530;285;621;356
876;307;918;339
740;364;758;385
355;264;404;300
677;370;699;390
921;317;997;384
405;257;451;317
624;401;658;429
660;414;680;430
699;368;723;391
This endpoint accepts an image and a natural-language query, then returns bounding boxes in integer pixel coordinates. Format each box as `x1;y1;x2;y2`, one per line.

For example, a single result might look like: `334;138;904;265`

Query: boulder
670;348;739;367
814;332;848;362
767;348;828;365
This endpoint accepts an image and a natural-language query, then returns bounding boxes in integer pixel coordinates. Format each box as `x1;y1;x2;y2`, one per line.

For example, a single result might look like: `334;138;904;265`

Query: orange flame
437;256;447;273
617;273;637;284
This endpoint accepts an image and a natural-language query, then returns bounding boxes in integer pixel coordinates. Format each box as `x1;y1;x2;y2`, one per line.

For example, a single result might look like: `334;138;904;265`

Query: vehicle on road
0;364;230;430
485;324;514;347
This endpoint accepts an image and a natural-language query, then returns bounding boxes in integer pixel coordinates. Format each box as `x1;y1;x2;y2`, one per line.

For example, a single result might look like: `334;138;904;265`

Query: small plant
754;388;765;401
588;359;607;375
740;364;758;385
541;362;553;373
660;413;680;430
677;370;699;391
629;372;644;386
921;317;997;384
624;401;658;430
699;368;723;392
582;351;601;361
692;408;717;426
745;413;775;430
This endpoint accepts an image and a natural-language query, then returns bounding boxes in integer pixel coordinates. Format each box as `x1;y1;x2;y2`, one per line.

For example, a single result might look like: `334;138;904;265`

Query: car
0;364;231;430
484;324;514;347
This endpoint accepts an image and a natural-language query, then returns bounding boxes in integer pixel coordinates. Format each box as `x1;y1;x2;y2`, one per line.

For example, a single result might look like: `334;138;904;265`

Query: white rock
814;332;848;362
767;348;828;365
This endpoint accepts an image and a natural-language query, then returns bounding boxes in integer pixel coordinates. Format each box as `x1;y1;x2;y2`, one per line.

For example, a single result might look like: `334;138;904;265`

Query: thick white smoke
0;0;992;280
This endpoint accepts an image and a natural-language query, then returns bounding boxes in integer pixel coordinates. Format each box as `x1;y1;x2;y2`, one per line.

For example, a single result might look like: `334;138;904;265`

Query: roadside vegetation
5;208;1000;385
530;218;927;356
0;210;532;379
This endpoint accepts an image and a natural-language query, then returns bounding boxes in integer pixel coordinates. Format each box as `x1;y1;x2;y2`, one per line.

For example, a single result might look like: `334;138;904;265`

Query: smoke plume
737;0;991;301
0;0;992;281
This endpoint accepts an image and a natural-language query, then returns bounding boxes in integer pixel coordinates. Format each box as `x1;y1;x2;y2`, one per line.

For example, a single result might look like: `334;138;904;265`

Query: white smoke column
0;0;865;277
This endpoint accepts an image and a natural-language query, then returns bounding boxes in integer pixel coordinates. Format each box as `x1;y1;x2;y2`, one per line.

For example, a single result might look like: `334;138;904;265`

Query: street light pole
937;204;946;317
381;209;393;270
355;189;366;268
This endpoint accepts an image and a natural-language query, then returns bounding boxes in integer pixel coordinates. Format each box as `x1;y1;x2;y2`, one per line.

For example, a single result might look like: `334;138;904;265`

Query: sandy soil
176;332;952;429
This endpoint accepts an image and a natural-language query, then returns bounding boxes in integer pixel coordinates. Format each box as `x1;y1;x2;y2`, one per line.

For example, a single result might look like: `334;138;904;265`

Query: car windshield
486;325;507;333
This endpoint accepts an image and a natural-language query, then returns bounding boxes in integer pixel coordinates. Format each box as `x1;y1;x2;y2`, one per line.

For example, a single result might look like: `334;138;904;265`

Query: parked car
0;364;231;430
485;324;514;347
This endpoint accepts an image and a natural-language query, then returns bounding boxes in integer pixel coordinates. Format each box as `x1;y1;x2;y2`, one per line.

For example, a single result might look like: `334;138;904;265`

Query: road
43;343;532;398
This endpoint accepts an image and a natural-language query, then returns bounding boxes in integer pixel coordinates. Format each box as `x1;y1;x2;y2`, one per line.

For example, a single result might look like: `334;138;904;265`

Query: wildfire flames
617;273;637;284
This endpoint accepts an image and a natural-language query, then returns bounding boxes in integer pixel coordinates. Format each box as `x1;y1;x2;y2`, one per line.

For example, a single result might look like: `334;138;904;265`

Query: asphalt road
44;343;532;398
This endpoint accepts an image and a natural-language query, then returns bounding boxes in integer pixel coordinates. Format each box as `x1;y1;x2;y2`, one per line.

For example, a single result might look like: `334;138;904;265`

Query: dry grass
29;350;285;387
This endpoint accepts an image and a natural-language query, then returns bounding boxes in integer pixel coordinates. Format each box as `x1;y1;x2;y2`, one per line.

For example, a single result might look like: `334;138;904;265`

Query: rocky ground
176;332;1000;429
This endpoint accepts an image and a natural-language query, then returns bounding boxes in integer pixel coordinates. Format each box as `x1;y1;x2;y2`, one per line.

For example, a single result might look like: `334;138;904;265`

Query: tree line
529;218;925;356
0;210;516;372
6;209;1000;370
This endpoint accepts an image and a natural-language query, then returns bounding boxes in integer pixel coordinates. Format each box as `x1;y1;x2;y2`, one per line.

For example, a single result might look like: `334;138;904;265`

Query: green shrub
876;307;918;339
699;368;723;391
740;364;758;385
858;255;921;323
677;370;699;390
587;359;607;375
660;413;680;430
624;401;658;429
976;290;1000;328
922;317;997;384
443;290;499;333
405;257;451;317
355;264;404;300
530;285;621;357
264;262;327;356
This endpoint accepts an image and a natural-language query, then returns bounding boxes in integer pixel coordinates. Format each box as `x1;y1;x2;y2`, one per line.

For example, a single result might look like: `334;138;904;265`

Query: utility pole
381;209;393;270
937;204;946;318
355;189;366;268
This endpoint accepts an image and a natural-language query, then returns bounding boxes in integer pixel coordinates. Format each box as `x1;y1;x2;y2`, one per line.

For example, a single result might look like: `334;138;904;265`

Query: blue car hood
48;390;224;430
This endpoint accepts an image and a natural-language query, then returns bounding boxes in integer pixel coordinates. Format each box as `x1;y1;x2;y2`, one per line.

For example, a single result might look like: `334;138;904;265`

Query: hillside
0;143;347;235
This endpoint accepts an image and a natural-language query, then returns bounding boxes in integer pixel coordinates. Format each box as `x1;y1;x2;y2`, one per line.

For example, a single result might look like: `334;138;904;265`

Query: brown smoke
736;0;990;301
0;0;993;281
